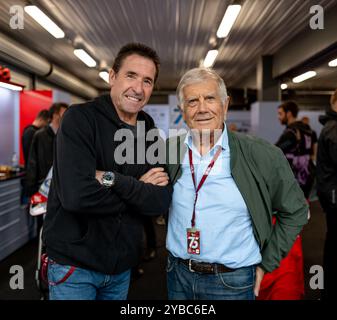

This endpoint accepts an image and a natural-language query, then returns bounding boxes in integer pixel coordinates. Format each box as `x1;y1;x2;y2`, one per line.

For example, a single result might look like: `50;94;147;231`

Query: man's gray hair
176;68;228;107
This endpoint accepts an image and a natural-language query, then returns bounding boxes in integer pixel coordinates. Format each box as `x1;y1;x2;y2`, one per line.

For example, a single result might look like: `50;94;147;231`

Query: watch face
102;172;114;187
104;174;112;181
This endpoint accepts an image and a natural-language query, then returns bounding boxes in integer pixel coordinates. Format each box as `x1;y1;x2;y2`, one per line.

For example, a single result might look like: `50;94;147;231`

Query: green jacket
166;128;309;273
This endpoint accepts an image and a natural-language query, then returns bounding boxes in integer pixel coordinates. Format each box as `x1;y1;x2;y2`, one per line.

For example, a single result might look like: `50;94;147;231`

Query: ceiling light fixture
74;49;97;68
24;5;65;39
292;71;317;83
328;58;337;67
99;71;110;83
280;83;288;90
203;50;219;68
216;4;242;38
0;81;23;91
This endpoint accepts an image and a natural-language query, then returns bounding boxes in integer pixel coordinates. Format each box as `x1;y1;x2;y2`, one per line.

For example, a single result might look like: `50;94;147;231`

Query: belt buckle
188;259;195;273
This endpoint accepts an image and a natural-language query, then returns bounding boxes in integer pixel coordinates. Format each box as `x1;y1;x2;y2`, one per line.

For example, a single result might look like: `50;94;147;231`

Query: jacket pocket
70;222;91;244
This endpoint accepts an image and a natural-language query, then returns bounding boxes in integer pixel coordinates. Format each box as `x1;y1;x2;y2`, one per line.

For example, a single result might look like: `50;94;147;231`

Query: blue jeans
166;253;256;300
48;260;131;300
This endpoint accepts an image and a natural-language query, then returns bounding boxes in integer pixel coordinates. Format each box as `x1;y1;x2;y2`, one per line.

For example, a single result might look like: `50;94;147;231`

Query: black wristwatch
101;171;115;188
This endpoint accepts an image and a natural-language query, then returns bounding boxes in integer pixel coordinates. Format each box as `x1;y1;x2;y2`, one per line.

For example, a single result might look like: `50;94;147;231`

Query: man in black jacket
21;109;50;202
22;109;50;167
276;101;315;199
25;102;68;197
317;88;337;300
43;43;172;300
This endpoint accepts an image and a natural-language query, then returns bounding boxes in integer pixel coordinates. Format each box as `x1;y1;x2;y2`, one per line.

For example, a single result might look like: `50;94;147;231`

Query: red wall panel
19;90;53;165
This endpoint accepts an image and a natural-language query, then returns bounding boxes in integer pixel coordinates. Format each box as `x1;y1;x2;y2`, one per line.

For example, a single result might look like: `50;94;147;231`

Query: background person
317;88;337;300
22;109;50;167
25;102;68;197
301;116;318;164
25;103;68;233
276;101;315;199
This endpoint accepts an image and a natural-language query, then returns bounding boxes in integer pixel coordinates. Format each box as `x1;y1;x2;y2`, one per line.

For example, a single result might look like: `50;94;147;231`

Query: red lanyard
188;146;222;228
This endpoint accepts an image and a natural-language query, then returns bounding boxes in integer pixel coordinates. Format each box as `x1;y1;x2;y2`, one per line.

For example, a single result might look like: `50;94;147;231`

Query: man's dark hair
49;102;68;119
36;109;50;122
278;101;299;118
112;43;160;82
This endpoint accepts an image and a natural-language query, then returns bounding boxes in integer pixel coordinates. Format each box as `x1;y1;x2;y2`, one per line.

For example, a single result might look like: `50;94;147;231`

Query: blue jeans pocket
48;262;76;286
217;266;255;290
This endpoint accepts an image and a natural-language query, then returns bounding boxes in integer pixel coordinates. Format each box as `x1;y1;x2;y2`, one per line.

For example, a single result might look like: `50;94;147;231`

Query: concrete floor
0;201;326;300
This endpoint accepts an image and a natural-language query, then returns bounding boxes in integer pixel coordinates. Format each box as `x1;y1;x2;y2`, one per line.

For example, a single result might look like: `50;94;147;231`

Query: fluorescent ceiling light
203;50;218;68
292;71;317;83
99;71;110;83
0;81;23;91
74;49;97;68
328;58;337;67
216;5;242;38
24;5;65;39
280;83;288;90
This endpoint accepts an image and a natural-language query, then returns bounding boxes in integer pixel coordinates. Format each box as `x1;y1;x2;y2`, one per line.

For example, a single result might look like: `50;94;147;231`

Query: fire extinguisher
0;65;11;82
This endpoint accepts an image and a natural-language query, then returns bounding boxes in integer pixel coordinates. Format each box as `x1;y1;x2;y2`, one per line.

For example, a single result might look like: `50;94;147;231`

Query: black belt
179;258;235;274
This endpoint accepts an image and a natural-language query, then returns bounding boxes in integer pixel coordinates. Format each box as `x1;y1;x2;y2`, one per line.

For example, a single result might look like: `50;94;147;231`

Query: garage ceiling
0;0;337;93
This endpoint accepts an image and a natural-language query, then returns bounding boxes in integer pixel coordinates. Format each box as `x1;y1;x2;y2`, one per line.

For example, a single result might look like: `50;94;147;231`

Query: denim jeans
166;253;256;300
48;260;131;300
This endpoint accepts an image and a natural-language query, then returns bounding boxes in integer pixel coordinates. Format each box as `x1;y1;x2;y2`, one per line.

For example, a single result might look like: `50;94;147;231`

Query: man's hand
254;266;265;297
139;167;169;186
96;170;104;184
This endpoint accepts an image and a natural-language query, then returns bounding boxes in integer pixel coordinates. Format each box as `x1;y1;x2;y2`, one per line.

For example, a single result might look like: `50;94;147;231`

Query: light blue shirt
166;125;262;268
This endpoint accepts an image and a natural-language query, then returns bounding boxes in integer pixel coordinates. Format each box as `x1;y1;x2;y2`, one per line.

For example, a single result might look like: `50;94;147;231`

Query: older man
165;68;308;300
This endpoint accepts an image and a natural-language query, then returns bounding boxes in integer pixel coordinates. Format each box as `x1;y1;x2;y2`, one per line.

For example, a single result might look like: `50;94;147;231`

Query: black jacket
25;125;55;196
317;110;337;212
22;124;39;167
43;94;172;274
275;121;314;153
275;121;315;198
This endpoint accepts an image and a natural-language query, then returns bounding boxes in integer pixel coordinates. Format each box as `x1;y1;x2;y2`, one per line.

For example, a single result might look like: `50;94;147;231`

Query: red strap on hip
49;265;76;286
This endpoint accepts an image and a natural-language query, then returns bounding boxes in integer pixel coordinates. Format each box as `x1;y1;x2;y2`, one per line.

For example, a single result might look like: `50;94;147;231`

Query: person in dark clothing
21;109;50;202
301;116;318;164
276;101;315;199
43;43;173;300
25;102;68;197
22;109;50;167
25;103;68;235
317;89;337;301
